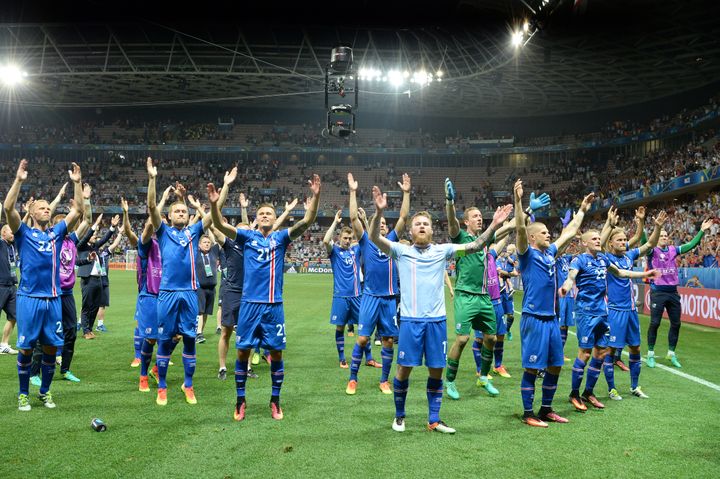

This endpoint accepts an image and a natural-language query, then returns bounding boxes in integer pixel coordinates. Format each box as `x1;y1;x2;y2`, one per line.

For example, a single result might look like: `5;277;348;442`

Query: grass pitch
1;272;719;478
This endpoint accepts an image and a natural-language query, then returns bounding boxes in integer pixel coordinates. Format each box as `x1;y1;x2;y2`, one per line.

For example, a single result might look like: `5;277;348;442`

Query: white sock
647;350;655;357
667;350;675;357
98;320;104;326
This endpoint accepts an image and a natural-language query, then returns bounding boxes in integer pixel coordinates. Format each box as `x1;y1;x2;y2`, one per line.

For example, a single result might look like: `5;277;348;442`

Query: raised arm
460;204;513;256
323;210;342;255
120;197;139;248
63;163;84;231
600;206;618;250
95;215;120;249
209;225;227;247
77;214;103;250
394;173;411;237
444;178;461;239
679;218;713;254
146;157;162;230
273;198;298;232
156;184;174;217
22;197;34;227
491;232;511;257
289;174;321;241
218;166;238;210
239;193;250;225
638;211;667;256
208;183;237;240
628;206;646;248
107;229;124;253
513;179;528;254
3;160;28;232
188;194;212;230
369;186;393;256
48;182;67;216
348;173;364;239
554;192;595;252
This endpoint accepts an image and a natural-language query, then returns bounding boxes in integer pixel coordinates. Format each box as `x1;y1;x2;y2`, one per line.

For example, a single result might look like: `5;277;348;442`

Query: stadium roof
1;0;719;118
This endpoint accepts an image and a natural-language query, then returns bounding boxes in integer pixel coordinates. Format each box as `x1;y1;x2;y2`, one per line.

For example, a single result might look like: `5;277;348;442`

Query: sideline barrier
643;285;720;328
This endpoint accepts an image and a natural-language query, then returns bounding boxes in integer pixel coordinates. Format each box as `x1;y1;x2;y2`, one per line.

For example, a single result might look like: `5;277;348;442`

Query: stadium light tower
323;46;358;139
0;64;28;87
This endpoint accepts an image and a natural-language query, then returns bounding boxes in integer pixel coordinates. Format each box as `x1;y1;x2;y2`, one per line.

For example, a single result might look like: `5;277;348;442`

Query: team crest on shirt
660;253;666;260
32;232;38;238
179;240;187;247
251;240;258;246
269;238;277;249
529;355;537;363
158;327;164;334
399;351;405;359
48;231;56;240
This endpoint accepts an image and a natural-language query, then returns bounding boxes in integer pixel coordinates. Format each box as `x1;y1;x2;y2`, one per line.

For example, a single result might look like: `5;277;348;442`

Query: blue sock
156;340;177;389
603;354;615;391
56;346;63;358
571;358;586;395
133;327;142;360
584;357;603;394
521;371;537;413
393;377;409;418
472;341;482;373
17;352;32;395
40;353;56;395
541;372;559;408
235;359;248;398
335;329;345;362
615;348;623;361
364;341;374;363
140;340;154;377
493;340;504;369
380;346;393;383
182;336;197;388
426;377;443;424
560;328;568;348
629;353;641;389
349;343;362;381
271;359;284;399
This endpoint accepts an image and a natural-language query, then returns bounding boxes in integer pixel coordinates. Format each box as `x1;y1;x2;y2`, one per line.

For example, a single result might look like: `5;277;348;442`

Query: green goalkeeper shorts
453;290;496;336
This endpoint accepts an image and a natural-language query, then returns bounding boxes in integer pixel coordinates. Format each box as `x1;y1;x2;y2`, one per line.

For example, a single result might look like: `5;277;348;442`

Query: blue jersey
498;255;516;293
570;253;609;316
14;221;68;298
518;244;557;317
236;228;291;303
389;242;458;320
221;237;244;293
555;254;576;298
359;230;399;297
602;248;640;311
329;244;362;297
155;222;204;291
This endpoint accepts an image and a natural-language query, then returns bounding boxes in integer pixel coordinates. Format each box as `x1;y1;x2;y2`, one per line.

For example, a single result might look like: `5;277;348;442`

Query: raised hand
334;209;342;223
398;173;411;193
372;186;387;211
303;197;311;211
146;157;156;178
285;198;298;211
23;197;35;213
513;179;523;202
580;192;596;212
174;182;187;200
83;183;92;199
357;207;367;222
111;214;120;227
348;172;358;192
607;206;618;227
68;162;82;183
635;206;646;221
701;218;714;232
59;182;68;198
561;209;572;228
93;214;104;229
224;166;238;185
120;197;128;213
654;211;668;227
16;159;28;182
492;204;514;226
161;185;174;204
308;174;321;196
239;193;250;209
207;183;220;204
187;194;202;211
529;191;551;211
444;177;455;202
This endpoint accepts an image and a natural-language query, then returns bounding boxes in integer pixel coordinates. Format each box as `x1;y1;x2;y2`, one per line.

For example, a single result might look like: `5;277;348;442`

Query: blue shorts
135;294;158;340
359;294;398;338
16;295;63;350
519;313;564;369
397;319;447;368
492;300;507;336
329;296;361;326
558;296;576;327
501;292;514;316
157;290;199;340
236;302;286;351
221;289;243;328
575;313;610;349
608;309;640;348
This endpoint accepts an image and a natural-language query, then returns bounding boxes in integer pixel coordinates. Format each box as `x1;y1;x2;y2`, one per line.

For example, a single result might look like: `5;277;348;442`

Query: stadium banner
643;285;720;328
299;265;333;274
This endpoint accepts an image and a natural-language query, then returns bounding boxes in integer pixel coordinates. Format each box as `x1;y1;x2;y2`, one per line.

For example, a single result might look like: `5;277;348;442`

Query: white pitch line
513;309;720;393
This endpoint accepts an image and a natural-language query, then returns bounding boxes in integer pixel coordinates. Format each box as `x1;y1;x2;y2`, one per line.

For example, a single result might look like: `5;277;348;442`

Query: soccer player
345;172;410;395
559;230;659;411
600;209;667;399
369;185;512;433
209;174;321;421
645;216;714;368
554;240;577;359
95;220;124;332
485;234;513;379
147;157;214;406
4;159;84;411
514;179;591;427
498;244;519;341
444;179;515;399
0;224;18;355
323;210;362;369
